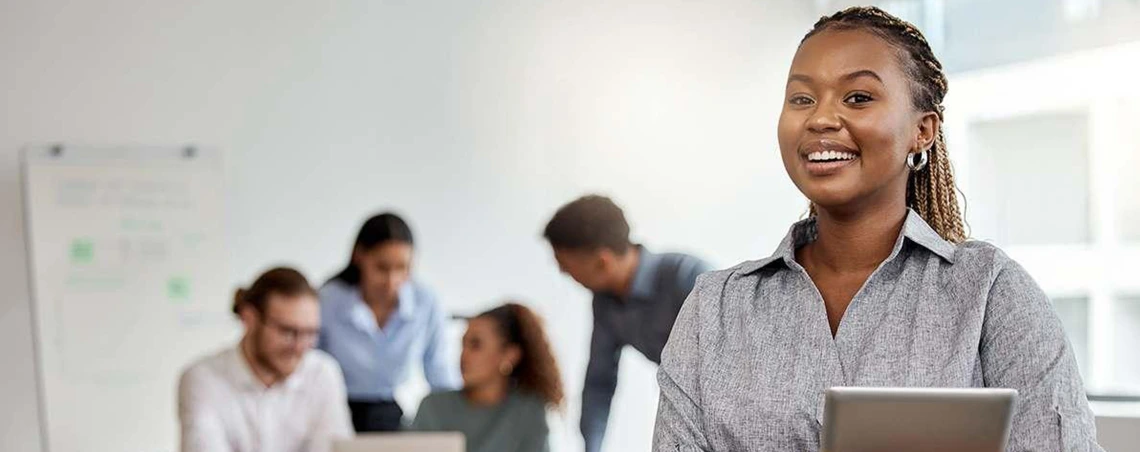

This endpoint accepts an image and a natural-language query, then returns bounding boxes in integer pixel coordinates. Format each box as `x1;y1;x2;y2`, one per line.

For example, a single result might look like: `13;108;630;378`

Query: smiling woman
651;6;1104;452
785;8;966;245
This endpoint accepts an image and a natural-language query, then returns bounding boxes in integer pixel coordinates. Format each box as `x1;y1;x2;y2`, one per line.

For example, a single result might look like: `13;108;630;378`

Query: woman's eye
845;93;874;104
788;95;814;106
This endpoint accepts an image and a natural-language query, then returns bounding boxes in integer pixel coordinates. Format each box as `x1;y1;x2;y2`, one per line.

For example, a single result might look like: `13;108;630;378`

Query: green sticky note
70;239;94;263
167;276;191;302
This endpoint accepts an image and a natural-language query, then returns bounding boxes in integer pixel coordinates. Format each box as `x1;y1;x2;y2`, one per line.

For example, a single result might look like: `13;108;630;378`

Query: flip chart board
22;145;232;452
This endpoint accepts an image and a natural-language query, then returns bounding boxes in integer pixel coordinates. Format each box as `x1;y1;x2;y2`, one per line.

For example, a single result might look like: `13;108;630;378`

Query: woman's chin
461;376;486;389
803;193;860;213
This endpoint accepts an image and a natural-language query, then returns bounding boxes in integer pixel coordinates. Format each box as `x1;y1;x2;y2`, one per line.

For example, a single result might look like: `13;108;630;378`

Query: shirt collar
628;245;660;300
902;209;958;262
347;281;417;330
739;209;957;275
228;343;306;392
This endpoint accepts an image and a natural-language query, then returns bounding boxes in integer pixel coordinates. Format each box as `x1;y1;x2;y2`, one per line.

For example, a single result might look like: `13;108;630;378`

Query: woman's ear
915;111;941;152
505;344;523;368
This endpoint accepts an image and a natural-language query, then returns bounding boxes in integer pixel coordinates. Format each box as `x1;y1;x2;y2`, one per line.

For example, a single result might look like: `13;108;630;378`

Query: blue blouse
317;279;461;400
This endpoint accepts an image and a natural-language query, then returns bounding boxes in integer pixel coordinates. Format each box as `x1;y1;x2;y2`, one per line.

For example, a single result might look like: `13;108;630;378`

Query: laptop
334;432;465;452
821;387;1017;452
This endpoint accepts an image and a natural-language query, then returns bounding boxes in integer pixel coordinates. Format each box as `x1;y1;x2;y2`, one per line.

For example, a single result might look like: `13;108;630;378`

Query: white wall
0;1;813;451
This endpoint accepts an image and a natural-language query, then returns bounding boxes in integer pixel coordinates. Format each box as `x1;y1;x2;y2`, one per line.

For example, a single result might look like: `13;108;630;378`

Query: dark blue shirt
581;246;711;452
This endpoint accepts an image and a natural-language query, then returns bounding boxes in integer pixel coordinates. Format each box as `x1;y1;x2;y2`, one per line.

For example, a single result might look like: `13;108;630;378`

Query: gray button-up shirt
584;246;711;452
653;211;1103;452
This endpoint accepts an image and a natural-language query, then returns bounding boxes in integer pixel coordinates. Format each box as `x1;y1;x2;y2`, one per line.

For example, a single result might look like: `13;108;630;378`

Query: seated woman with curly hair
413;303;563;452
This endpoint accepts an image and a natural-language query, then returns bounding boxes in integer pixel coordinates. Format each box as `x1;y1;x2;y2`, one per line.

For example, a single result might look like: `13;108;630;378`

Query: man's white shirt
178;346;354;452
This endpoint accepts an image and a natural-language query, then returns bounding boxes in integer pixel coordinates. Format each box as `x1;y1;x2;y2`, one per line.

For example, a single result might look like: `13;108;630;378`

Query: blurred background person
412;302;563;452
543;195;711;452
178;267;353;452
318;212;461;432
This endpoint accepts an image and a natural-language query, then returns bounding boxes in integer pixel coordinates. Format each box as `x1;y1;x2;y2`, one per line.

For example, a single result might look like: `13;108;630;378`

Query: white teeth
808;150;857;162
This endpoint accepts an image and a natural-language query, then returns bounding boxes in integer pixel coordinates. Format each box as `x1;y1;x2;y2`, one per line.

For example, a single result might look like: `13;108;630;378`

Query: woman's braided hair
804;6;967;243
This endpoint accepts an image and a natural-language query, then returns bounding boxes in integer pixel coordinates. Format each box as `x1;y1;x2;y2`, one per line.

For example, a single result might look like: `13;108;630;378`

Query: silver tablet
822;387;1017;452
334;432;465;452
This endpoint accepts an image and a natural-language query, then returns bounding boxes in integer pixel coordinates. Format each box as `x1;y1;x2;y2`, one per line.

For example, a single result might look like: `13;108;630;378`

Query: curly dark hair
478;303;564;408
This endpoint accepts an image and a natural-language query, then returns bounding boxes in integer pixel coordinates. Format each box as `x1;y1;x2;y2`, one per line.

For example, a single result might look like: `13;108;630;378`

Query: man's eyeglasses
260;317;320;344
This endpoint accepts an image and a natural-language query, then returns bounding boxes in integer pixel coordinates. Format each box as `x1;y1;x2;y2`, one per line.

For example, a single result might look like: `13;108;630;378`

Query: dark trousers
348;399;404;432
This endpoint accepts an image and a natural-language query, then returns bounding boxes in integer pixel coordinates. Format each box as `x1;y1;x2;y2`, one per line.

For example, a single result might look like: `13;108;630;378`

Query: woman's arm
652;274;715;452
421;290;462;391
979;255;1103;452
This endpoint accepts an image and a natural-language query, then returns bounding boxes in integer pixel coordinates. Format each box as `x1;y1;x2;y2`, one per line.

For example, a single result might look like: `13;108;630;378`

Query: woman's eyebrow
787;70;882;86
787;73;813;85
841;69;884;83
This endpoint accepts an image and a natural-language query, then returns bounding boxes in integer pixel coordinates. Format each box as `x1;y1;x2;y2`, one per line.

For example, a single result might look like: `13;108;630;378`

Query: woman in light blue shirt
318;212;460;432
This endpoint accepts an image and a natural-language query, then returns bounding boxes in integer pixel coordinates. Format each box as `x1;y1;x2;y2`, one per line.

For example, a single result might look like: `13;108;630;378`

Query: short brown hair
232;267;317;316
543;195;632;253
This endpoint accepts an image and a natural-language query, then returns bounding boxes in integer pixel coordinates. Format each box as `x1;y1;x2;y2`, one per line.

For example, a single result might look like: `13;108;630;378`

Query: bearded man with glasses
178;267;353;452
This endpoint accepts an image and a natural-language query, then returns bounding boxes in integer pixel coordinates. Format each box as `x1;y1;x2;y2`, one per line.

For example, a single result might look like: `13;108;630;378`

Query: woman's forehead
467;317;497;333
790;28;907;83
